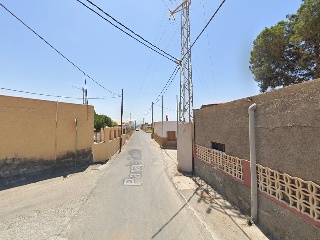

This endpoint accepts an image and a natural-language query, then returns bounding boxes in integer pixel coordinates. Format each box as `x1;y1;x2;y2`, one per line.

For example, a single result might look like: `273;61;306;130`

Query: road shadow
192;178;274;239
0;162;96;191
193;176;245;216
151;187;200;239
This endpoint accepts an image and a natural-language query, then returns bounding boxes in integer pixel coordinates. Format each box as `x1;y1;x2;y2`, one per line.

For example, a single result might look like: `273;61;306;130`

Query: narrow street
0;131;213;240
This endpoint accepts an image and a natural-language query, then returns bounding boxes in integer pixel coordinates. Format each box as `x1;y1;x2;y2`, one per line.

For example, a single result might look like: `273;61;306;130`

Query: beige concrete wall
0;95;94;177
92;127;128;162
177;123;193;172
194;79;320;240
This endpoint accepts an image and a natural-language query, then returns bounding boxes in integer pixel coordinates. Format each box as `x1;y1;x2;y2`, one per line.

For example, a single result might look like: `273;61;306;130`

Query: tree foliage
94;111;117;131
250;0;320;92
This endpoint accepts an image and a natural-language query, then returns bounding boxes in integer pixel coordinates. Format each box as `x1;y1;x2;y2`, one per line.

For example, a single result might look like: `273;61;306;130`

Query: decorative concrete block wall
194;79;320;240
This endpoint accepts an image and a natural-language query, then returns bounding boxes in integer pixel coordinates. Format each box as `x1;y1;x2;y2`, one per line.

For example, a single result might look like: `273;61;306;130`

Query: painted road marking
123;149;143;186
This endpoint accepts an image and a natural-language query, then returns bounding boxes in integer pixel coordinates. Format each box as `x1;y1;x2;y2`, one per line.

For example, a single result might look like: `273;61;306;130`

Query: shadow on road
192;176;253;239
151;187;200;239
0;163;94;191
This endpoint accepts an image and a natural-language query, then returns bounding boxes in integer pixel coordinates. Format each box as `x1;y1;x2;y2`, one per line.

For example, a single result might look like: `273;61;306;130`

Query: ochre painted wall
0;95;94;162
92;127;128;162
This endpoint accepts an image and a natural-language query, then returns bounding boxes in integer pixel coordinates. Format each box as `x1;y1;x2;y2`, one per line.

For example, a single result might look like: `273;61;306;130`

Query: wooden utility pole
152;102;154;134
162;95;164;140
119;89;123;153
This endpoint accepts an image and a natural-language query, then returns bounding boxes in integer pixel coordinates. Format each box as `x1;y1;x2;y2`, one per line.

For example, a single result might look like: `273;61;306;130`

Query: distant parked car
136;129;139;131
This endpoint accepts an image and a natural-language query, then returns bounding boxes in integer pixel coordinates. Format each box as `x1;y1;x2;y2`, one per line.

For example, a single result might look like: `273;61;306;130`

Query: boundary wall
92;127;128;162
0;95;94;178
194;79;320;240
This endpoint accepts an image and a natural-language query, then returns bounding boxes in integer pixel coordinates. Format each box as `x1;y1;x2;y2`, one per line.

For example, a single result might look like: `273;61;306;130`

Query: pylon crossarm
169;0;190;20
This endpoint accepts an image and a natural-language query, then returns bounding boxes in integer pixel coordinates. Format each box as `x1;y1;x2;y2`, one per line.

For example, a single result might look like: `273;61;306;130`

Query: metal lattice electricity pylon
170;0;193;123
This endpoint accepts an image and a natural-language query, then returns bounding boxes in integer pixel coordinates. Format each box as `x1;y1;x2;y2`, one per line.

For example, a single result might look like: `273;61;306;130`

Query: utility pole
130;113;132;130
83;75;88;105
170;0;193;123
176;95;178;137
162;95;164;140
119;89;123;153
152;102;154;134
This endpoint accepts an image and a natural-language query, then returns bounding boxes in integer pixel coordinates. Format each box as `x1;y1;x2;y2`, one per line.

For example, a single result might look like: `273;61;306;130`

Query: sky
0;0;303;123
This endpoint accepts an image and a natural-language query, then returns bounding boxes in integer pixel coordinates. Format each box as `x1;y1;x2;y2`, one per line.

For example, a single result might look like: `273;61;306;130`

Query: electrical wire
85;0;178;62
131;10;168;110
147;0;226;111
154;102;176;112
201;0;217;102
160;0;171;11
181;0;226;62
0;87;114;100
141;20;179;104
1;87;77;99
0;3;120;97
144;65;179;116
154;65;179;104
140;0;226;118
193;53;210;101
76;0;179;64
145;1;226;117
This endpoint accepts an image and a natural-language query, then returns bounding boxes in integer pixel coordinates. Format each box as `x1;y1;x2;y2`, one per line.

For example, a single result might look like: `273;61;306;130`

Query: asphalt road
0;131;213;240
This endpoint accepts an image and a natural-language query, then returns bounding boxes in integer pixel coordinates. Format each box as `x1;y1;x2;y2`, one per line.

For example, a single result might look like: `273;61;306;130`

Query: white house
153;121;177;141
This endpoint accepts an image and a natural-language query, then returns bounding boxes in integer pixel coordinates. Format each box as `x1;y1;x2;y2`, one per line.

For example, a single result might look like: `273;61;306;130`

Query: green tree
94;111;117;131
292;0;320;77
250;0;319;92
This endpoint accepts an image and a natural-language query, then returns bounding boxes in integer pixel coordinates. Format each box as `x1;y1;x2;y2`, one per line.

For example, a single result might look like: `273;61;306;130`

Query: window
211;141;225;152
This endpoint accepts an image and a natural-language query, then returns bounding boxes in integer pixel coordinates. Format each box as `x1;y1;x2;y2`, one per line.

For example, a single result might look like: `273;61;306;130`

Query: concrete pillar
110;127;114;140
177;122;193;172
104;127;110;141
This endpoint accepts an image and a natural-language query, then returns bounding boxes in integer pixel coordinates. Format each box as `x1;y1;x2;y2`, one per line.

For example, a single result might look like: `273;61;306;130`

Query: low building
152;121;177;148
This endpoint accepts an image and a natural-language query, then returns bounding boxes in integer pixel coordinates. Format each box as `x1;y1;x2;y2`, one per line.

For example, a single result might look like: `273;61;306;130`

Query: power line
142;0;226;118
0;3;120;97
144;0;226;118
201;0;217;102
154;102;176;112
160;0;171;11
132;9;180;115
181;0;226;62
144;106;152;116
131;10;168;110
0;87;75;99
144;65;179;116
76;0;179;64
0;87;114;100
154;65;179;104
193;53;210;101
85;0;178;62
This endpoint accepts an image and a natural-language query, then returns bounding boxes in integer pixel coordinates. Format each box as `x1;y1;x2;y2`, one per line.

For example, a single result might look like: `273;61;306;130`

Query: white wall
153;121;177;138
